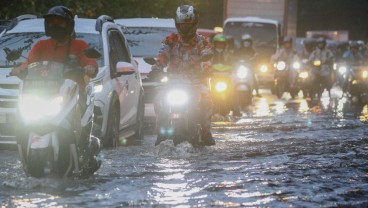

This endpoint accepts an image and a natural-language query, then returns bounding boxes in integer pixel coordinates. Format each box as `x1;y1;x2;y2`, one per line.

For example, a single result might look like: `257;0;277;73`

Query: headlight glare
215;81;227;92
20;95;63;122
237;66;248;79
276;61;286;71
338;66;347;74
166;90;188;106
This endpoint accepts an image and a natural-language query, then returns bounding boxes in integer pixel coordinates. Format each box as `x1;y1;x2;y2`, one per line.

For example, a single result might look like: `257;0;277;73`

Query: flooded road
1;88;368;207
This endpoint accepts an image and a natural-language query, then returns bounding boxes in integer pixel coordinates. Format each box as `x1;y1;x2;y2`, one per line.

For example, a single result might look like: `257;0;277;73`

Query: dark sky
297;0;368;40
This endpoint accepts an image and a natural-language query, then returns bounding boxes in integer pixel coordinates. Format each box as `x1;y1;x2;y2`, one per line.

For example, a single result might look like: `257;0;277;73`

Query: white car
0;15;144;147
115;18;176;120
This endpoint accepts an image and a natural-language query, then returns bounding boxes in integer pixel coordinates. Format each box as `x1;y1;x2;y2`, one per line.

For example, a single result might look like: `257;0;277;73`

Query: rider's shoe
201;131;215;146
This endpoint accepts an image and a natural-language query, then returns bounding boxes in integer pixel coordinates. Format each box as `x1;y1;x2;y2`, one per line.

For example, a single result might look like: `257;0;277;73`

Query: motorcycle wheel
27;148;49;178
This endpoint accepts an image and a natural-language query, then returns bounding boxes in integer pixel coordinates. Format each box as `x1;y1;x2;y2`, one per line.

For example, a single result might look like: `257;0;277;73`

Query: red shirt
21;38;98;90
22;38;97;68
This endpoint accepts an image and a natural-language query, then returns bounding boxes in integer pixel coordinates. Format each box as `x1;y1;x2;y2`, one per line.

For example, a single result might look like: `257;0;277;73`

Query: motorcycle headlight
166;90;188;106
338;66;347;75
299;71;309;79
292;62;301;69
313;60;321;66
276;61;286;71
215;81;227;92
237;65;249;79
260;65;268;73
362;70;368;79
19;94;63;122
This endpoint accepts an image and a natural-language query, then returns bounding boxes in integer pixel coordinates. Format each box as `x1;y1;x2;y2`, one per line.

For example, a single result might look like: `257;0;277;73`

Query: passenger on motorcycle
148;4;215;146
308;37;334;98
234;34;261;97
11;6;98;92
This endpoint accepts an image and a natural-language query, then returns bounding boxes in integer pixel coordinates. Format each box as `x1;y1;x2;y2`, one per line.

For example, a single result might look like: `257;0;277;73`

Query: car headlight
276;61;286;71
215;81;227;92
93;80;103;93
299;71;309;79
363;70;368;79
260;65;268;73
292;62;301;69
161;76;169;83
19;94;63;122
338;66;347;75
166;89;188;106
237;65;249;79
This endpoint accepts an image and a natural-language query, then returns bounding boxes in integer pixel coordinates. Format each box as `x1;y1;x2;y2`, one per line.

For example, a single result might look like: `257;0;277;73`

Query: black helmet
44;6;75;40
175;5;198;40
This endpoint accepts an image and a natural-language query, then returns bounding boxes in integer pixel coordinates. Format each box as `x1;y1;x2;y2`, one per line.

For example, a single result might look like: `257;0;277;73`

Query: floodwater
1;88;368;207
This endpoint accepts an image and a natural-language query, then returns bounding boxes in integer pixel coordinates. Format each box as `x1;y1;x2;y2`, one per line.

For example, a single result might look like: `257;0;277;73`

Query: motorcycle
14;57;101;178
210;63;233;116
272;59;300;99
309;59;333;100
154;74;205;146
231;60;255;115
297;59;312;98
338;63;368;103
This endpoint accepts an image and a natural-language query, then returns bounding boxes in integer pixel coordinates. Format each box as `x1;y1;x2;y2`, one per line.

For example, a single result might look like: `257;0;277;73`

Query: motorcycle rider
212;34;231;65
341;41;364;65
11;6;100;171
308;37;334;98
11;6;98;90
235;34;261;97
149;4;215;146
271;36;298;63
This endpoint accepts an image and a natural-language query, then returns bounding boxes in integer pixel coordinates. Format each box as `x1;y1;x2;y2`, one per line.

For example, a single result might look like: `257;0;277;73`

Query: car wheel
103;102;120;148
131;91;145;140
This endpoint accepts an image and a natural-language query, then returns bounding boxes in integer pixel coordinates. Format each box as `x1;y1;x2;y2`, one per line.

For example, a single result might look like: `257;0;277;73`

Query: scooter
309;59;333;100
155;74;204;146
210;63;233;116
14;58;101;178
231;60;255;115
273;59;300;99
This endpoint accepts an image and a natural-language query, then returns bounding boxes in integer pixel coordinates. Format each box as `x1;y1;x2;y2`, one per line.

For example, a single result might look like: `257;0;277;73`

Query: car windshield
0;32;103;68
224;22;278;49
123;27;176;57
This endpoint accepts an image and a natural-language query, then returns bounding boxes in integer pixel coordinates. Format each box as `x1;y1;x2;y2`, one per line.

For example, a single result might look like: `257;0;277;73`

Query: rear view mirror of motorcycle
83;48;101;59
143;57;157;65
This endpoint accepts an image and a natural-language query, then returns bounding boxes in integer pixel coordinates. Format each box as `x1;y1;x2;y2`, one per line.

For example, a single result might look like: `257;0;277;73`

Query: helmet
213;34;227;52
316;38;326;49
175;5;198;40
241;34;253;47
213;34;227;43
44;6;75;40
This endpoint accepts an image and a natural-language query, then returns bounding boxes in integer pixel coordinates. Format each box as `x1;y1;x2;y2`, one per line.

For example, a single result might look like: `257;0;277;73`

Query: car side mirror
116;61;135;76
